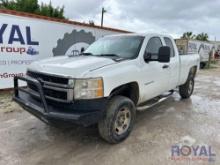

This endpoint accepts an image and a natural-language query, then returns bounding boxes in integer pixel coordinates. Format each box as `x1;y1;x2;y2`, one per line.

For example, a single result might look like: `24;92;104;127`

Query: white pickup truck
13;33;200;143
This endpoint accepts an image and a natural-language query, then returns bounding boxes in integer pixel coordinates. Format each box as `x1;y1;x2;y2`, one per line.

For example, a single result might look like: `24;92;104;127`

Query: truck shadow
43;94;194;144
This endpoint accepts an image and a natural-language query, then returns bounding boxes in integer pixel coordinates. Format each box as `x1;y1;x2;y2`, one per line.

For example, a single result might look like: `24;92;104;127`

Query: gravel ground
0;62;220;165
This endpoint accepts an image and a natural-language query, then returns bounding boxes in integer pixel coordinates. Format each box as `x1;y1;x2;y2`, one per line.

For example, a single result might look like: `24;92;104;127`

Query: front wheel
98;96;136;144
179;78;194;99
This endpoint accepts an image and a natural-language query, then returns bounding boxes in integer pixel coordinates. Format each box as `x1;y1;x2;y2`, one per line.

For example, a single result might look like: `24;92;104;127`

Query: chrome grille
27;71;68;85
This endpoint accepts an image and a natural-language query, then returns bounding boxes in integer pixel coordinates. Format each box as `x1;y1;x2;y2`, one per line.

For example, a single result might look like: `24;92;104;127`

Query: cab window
164;37;175;57
145;37;163;60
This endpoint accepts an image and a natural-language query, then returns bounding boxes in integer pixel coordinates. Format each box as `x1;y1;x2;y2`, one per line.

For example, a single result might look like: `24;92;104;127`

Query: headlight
74;78;104;99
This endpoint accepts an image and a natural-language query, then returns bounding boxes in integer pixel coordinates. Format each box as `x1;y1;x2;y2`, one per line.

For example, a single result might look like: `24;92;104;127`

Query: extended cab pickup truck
13;33;200;143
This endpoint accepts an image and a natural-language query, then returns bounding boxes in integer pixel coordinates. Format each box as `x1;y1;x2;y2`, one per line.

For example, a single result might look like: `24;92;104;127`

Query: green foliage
181;32;196;40
89;20;95;26
0;0;65;19
195;33;209;41
181;32;209;41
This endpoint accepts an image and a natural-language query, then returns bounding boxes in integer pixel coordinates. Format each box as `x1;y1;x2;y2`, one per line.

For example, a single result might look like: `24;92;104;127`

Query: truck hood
28;56;116;77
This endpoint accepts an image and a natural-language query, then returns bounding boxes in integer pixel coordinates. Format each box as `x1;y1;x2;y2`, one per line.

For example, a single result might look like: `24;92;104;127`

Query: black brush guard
13;76;107;126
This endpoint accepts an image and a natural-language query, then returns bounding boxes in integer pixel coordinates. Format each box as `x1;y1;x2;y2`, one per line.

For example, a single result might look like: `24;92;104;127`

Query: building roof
0;9;130;33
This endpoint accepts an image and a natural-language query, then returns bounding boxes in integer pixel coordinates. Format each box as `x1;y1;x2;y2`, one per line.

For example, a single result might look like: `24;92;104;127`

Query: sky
39;0;220;40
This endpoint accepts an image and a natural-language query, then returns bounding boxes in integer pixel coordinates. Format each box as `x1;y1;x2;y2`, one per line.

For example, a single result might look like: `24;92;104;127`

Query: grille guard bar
14;76;49;113
13;76;107;126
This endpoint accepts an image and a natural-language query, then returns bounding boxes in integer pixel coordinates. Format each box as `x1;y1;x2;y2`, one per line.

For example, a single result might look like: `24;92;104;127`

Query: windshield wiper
97;54;128;62
98;54;122;58
79;52;93;56
68;52;93;57
79;53;126;61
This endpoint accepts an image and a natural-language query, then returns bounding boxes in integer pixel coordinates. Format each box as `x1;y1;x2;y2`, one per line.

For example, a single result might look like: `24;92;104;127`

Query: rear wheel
179;78;194;99
200;62;206;69
98;96;136;144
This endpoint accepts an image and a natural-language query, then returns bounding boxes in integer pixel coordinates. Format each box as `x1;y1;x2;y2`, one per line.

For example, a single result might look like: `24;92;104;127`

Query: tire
179;78;194;99
200;62;206;69
98;96;136;144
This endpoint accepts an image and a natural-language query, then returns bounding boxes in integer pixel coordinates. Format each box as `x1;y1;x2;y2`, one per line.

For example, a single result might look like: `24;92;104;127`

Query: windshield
84;36;144;59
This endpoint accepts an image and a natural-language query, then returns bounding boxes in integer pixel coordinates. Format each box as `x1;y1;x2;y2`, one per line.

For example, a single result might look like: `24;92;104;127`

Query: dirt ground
0;63;220;165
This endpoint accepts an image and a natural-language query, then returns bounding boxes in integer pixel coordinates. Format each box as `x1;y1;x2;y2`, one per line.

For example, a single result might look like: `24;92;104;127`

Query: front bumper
13;76;108;126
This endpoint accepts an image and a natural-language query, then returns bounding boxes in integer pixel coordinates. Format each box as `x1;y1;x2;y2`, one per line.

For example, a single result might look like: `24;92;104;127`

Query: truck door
164;37;179;90
141;37;170;101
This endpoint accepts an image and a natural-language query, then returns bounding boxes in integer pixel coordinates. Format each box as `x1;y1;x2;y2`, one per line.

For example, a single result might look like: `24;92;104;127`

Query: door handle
162;64;169;69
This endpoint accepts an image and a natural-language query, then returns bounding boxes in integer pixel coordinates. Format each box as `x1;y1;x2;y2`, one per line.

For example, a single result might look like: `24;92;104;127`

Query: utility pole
101;7;107;27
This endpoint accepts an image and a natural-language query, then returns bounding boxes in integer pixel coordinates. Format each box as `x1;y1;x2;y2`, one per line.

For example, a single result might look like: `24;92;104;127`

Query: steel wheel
188;79;194;95
179;77;194;99
114;106;131;136
98;96;136;143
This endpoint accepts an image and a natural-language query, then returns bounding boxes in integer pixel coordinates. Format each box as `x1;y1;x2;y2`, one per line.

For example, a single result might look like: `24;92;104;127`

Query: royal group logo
0;24;39;55
0;72;25;79
170;145;216;163
26;46;39;55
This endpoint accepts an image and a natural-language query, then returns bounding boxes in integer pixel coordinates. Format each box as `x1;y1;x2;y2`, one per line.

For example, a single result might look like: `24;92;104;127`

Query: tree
16;0;39;13
195;33;209;41
0;0;17;10
181;32;196;40
181;32;209;41
0;0;65;19
38;2;65;19
89;20;95;26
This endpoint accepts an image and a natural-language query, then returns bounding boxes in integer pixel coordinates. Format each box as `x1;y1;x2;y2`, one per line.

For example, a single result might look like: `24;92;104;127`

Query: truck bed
179;54;200;85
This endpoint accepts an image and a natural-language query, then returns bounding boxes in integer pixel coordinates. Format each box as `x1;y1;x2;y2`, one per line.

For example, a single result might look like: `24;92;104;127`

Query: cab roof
104;33;173;39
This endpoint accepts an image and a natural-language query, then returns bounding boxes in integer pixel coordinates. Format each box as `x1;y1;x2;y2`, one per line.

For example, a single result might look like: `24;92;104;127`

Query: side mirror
158;46;170;63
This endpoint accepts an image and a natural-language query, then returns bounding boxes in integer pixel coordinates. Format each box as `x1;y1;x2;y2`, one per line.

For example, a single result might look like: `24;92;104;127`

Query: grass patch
0;91;12;99
203;60;219;69
211;60;218;64
204;65;218;69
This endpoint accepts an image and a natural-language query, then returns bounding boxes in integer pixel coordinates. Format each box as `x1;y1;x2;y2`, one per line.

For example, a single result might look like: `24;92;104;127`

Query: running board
137;91;173;111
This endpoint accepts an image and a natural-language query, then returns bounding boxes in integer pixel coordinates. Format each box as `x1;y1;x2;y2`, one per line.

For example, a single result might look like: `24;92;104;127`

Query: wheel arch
109;82;139;105
189;65;197;79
